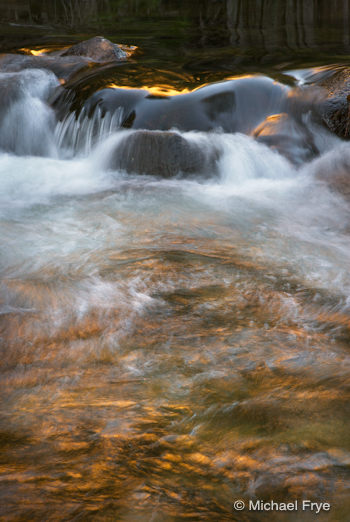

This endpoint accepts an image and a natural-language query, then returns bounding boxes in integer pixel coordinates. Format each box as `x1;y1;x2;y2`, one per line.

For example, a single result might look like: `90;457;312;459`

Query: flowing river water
1;3;350;521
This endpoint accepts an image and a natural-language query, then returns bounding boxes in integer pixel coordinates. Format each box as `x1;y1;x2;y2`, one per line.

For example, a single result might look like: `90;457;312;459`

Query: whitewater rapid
1;92;350;306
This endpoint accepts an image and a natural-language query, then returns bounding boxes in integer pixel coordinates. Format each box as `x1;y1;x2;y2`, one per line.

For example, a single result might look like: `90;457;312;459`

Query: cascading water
1;54;350;522
55;105;125;157
0;69;59;157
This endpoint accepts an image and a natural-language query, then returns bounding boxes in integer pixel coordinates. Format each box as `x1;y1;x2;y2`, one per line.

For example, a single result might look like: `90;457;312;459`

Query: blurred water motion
1;153;350;519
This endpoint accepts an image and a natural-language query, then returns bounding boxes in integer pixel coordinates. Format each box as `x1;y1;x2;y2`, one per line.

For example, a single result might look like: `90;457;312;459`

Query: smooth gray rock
0;37;127;83
80;76;289;134
109;130;219;178
61;36;127;62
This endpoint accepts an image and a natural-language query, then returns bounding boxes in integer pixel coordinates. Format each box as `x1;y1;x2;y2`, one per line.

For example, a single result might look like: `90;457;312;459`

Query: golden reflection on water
18;43;138;60
106;82;191;97
18;47;51;56
106;74;257;97
1;237;350;520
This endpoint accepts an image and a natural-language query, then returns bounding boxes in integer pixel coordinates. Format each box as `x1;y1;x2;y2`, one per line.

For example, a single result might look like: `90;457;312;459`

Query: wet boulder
0;37;127;83
108;130;219;178
51;75;291;161
322;95;350;139
78;76;289;134
253;112;319;165
61;36;127;62
319;68;350;139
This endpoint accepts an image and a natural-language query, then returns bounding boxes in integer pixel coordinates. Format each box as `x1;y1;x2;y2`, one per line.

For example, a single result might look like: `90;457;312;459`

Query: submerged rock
253;113;319;165
61;36;127;62
0;37;127;83
109;130;219;178
77;76;289;134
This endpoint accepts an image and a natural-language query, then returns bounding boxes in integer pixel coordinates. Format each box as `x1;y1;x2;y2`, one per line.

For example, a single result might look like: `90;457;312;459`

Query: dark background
1;0;350;69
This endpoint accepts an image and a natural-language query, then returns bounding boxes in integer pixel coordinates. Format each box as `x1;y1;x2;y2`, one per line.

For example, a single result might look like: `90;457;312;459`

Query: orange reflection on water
106;82;190;96
19;48;50;56
107;74;257;97
145;85;190;96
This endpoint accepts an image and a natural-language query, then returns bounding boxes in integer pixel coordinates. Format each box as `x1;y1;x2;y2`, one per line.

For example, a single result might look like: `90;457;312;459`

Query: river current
1;22;350;522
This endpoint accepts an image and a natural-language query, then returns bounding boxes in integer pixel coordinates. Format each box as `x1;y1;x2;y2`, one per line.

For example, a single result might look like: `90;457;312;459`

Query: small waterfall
0;69;59;157
55;105;124;157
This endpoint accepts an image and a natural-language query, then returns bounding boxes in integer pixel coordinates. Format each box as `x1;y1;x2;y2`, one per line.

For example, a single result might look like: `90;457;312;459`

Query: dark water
2;0;350;68
1;2;350;521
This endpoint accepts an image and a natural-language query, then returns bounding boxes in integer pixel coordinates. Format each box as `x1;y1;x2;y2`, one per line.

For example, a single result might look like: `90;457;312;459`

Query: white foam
0;69;60;156
0;154;114;214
